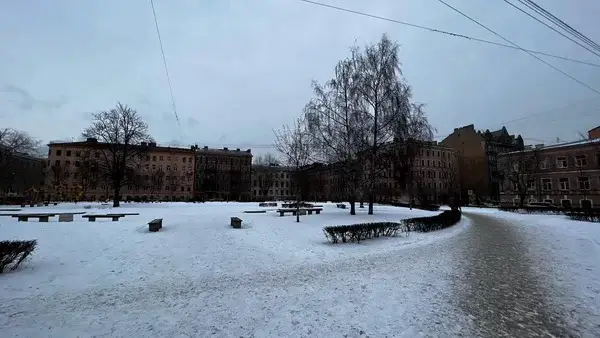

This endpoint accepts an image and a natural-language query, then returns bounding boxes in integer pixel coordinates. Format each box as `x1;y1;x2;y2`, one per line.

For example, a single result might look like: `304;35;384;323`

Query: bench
276;208;322;217
336;203;347;209
82;214;126;222
148;218;163;232
12;214;57;222
230;217;242;228
244;210;267;213
259;202;277;207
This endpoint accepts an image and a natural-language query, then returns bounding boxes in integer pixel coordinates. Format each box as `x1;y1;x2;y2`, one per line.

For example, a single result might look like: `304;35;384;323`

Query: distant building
589;125;600;140
0;147;46;200
441;124;524;202
251;164;295;201
192;145;253;201
498;134;600;208
46;139;195;201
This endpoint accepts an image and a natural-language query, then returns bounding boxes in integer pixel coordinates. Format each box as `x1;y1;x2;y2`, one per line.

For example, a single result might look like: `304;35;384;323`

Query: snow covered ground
1;202;473;337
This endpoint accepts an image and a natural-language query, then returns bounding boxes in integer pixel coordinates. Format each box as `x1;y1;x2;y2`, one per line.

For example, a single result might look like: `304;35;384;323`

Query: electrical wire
522;0;600;53
149;0;184;144
503;0;600;59
436;0;600;96
295;0;600;68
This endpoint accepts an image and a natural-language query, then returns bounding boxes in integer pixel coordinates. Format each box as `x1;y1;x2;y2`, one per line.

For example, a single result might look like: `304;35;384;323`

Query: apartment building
498;128;600;208
441;124;524;202
375;140;458;204
251;164;295;201
45;138;195;201
192;145;253;201
0;147;46;200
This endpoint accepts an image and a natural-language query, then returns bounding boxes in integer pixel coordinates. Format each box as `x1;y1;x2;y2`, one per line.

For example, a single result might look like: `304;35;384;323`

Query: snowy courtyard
1;203;599;337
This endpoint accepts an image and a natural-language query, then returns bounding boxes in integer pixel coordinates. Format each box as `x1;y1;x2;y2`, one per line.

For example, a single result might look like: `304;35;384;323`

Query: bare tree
0;128;42;193
146;168;165;200
167;171;192;200
274;117;312;222
82;103;153;207
305;53;365;215
50;162;71;200
74;149;100;200
499;148;541;207
353;34;435;214
254;153;280;199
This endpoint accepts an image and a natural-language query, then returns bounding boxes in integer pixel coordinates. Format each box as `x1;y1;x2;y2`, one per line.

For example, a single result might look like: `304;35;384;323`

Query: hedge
323;210;462;244
0;240;37;273
566;211;600;223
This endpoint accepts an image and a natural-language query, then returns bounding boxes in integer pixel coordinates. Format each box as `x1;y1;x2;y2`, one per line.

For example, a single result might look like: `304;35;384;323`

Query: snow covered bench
277;208;322;217
82;214;126;222
12;213;56;222
336;204;346;209
230;217;242;228
148;218;163;232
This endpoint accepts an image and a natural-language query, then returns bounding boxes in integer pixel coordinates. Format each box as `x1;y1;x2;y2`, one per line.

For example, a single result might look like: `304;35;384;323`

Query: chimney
86;137;97;143
223;147;228;151
236;148;240;151
246;149;251;153
203;146;208;150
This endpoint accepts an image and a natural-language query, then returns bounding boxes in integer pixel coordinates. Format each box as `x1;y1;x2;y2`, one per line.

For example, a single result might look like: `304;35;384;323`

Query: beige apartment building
498;127;600;208
46;138;195;201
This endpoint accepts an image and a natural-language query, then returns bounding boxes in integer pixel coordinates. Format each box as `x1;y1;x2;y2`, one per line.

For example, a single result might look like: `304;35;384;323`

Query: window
65;160;71;166
556;156;567;168
559;178;569;190
543;199;553;204
75;150;81;157
541;178;552;190
578;177;590;190
152;156;157;161
66;150;72;156
166;165;171;171
182;157;186;163
539;160;548;169
527;180;535;190
581;199;592;209
159;156;163;161
596;153;600;166
575;155;587;167
55;160;60;165
56;150;62;156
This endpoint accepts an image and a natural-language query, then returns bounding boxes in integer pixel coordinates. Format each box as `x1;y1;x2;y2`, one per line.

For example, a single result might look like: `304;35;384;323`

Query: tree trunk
113;186;121;207
349;192;356;215
368;191;374;215
519;191;525;207
296;191;300;223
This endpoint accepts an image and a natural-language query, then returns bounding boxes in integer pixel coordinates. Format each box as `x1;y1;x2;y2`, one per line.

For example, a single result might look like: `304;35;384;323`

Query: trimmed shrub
323;222;408;244
385;201;440;212
566;211;600;223
402;210;461;232
0;240;37;273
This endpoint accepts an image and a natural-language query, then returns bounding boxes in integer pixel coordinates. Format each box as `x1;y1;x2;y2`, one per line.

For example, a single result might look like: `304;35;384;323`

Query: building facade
441;124;524;203
251;164;295;201
45;139;195;201
498;137;600;208
0;147;46;201
193;146;253;201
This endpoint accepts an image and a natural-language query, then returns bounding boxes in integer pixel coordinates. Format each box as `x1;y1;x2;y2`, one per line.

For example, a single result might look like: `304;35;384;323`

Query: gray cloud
2;85;67;111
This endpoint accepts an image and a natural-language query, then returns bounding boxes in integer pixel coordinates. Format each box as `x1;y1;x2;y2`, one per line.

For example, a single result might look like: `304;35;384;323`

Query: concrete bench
12;214;57;222
82;214;126;222
277;208;322;216
259;202;277;207
230;217;242;228
305;208;323;215
148;218;163;232
244;210;267;213
336;203;347;209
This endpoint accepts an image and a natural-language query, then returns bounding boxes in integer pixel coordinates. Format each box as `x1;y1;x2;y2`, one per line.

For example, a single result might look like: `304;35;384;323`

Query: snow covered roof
501;138;600;155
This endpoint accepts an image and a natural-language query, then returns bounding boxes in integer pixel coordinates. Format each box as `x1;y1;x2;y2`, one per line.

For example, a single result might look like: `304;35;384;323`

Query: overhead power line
295;0;600;68
149;0;184;144
435;0;600;96
522;0;600;54
503;0;600;59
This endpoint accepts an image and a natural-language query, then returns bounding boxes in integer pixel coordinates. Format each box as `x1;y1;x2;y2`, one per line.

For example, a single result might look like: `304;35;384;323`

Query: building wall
498;140;600;208
251;165;295;200
45;140;195;201
194;146;253;201
589;126;600;140
0;148;46;199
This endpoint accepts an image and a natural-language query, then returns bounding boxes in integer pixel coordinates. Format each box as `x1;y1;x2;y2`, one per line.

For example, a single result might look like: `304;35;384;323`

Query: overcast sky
2;0;599;156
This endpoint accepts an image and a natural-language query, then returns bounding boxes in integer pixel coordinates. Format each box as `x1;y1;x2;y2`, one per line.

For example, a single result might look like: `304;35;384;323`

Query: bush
323;222;408;244
566;211;600;223
0;240;37;273
402;210;462;232
385;201;440;212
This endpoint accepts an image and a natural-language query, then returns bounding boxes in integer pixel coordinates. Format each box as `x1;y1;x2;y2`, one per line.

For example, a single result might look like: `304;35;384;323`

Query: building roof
589;125;600;133
48;139;194;153
194;145;252;157
500;138;600;155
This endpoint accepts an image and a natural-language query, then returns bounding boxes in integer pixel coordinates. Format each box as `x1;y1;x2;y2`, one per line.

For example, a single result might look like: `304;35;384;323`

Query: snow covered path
2;205;599;337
